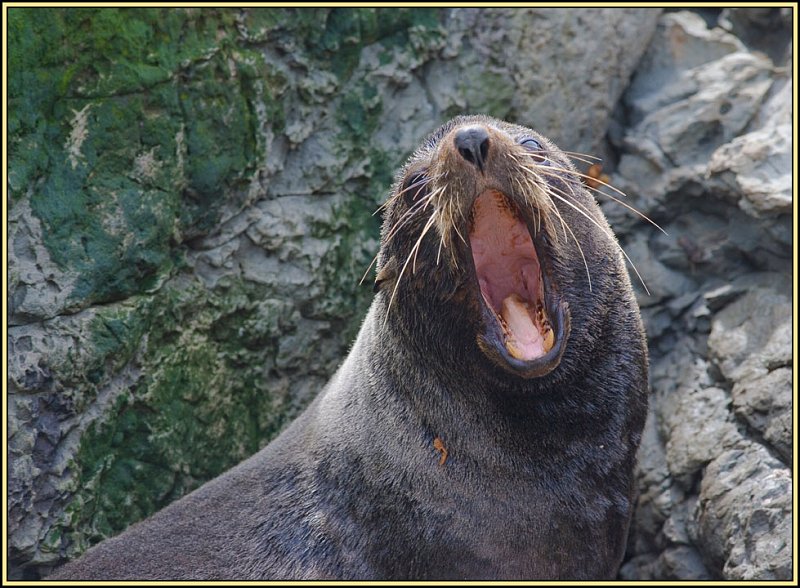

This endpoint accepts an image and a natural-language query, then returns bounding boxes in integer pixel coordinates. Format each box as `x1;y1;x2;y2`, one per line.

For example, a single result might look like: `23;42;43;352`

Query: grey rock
705;274;792;465
731;368;792;464
625;235;697;308
616;10;775;222
640;306;676;342
707;122;792;217
661;384;740;487
719;7;792;34
662;496;695;545
707;275;792;383
615;10;792;583
691;444;792;580
654;347;741;489
624;11;745;125
666;291;699;316
625;49;773;169
8;200;81;325
704;45;792;219
702;284;744;312
630;411;672;551
619;554;659;580
751;51;792;130
685;300;711;335
621;544;713;581
427;8;661;156
658;545;714;580
718;7;794;63
9;312;145;568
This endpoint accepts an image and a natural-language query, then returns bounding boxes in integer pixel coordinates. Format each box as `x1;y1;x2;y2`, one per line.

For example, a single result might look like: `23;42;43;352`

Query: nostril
458;145;475;164
479;135;489;162
454;126;490;173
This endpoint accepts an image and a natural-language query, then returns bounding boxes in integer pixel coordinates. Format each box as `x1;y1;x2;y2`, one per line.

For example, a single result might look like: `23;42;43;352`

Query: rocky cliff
7;7;793;580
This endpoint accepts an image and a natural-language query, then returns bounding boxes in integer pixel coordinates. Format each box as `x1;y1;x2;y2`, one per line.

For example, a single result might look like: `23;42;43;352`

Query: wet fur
49;115;648;581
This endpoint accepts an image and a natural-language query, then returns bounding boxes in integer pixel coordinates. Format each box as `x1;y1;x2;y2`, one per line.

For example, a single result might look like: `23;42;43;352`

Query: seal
49;115;649;581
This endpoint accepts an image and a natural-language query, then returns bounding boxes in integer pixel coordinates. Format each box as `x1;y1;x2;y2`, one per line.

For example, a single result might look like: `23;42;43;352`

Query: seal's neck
358;301;617;465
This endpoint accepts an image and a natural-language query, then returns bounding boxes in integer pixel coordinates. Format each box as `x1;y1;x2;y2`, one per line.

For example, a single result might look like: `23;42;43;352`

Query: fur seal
49;115;648;581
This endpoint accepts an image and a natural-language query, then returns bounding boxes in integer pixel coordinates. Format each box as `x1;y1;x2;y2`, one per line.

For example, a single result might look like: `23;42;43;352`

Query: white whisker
528;169;651;295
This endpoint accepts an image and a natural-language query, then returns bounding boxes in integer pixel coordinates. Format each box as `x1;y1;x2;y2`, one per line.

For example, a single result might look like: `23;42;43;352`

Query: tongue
501;294;546;360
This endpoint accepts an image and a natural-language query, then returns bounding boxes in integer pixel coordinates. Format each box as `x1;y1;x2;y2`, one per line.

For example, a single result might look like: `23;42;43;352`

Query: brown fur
49;116;648;580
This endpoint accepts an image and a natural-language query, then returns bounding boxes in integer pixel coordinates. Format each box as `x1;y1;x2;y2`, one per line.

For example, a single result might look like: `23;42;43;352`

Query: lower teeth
499;293;553;359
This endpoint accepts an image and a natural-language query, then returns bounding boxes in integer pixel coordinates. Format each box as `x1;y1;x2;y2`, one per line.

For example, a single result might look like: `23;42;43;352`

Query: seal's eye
402;171;429;206
521;138;549;164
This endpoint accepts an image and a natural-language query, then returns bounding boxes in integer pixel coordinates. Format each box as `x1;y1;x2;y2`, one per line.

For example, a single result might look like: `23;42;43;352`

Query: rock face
6;6;792;581
611;9;793;581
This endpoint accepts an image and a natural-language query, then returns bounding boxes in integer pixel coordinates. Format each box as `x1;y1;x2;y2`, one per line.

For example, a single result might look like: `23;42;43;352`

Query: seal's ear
374;259;398;293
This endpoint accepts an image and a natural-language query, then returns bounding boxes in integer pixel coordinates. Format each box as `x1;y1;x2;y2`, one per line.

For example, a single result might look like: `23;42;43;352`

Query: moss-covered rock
9;8;273;312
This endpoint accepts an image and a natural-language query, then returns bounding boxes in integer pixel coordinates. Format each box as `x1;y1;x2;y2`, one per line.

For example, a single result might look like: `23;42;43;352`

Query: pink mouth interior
469;190;551;361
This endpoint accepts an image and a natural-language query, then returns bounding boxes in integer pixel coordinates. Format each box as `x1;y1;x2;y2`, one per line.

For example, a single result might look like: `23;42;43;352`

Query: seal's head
375;115;634;386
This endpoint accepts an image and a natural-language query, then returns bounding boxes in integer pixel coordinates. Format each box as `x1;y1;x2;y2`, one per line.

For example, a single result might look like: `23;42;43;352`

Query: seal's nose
454;126;490;173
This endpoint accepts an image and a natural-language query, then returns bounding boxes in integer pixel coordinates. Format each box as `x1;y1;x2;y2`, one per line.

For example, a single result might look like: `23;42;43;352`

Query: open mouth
469;190;565;376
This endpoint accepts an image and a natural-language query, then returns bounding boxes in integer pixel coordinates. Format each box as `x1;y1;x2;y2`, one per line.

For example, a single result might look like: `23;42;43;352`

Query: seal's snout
454;126;490;173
